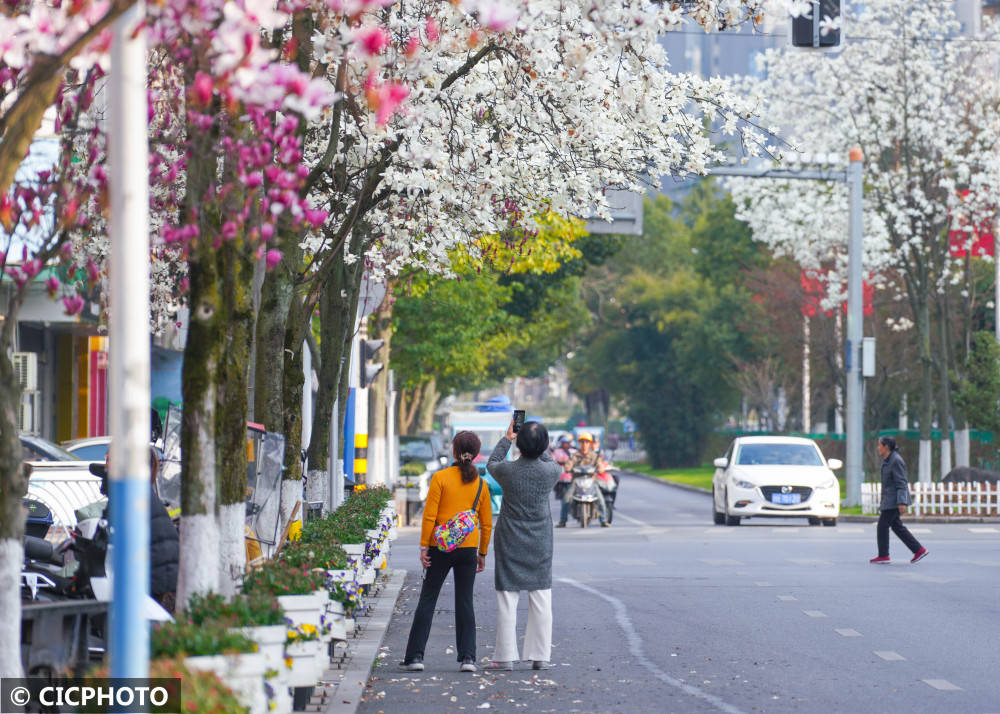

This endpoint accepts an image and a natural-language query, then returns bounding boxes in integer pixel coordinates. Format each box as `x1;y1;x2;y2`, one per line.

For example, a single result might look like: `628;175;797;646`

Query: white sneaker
460;657;477;672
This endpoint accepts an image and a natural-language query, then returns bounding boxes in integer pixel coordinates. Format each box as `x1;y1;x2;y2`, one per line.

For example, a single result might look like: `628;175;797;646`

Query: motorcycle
595;467;620;524
569;465;602;528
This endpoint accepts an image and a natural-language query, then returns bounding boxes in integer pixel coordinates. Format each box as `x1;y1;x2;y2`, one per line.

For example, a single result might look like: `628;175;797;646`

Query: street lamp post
108;0;150;679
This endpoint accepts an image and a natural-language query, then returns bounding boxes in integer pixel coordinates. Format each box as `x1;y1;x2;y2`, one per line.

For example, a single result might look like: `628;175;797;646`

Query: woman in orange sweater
400;431;493;673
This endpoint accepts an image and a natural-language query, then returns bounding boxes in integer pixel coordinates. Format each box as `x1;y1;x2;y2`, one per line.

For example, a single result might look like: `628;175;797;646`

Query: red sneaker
910;547;928;564
869;556;891;564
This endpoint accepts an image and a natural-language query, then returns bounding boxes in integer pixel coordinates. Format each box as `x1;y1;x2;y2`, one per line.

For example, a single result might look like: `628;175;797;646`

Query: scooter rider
556;433;609;528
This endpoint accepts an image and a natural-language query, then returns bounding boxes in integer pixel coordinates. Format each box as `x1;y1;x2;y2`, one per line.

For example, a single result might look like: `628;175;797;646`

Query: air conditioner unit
12;352;38;392
19;391;40;435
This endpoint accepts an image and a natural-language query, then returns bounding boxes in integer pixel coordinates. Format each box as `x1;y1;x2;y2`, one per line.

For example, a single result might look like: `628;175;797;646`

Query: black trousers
877;508;923;557
404;547;478;662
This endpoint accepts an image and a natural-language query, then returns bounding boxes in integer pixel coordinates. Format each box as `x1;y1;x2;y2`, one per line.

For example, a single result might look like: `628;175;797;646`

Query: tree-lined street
362;475;1000;713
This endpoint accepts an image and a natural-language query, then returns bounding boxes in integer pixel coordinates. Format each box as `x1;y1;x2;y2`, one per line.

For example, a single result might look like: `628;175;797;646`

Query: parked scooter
569;465;602;528
21;517;109;602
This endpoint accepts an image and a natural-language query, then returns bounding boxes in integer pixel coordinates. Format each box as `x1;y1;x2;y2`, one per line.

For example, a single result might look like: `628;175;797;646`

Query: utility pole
108;0;150;679
709;147;865;506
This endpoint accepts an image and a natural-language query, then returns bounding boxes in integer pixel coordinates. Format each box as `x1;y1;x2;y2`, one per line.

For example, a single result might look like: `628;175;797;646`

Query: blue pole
343;388;356;485
109;479;149;677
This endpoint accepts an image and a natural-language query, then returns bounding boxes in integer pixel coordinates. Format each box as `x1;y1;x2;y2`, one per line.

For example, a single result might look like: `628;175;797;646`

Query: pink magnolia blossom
265;249;283;270
45;277;60;297
355;26;390;57
62;295;85;316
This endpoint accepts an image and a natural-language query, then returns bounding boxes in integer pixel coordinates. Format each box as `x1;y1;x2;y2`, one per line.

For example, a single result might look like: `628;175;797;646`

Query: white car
711;436;842;526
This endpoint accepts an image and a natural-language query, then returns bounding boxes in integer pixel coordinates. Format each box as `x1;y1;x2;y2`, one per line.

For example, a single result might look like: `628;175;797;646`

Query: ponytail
451;431;482;484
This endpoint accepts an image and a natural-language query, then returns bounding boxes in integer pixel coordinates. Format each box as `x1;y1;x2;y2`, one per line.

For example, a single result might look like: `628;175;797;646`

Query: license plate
771;493;801;505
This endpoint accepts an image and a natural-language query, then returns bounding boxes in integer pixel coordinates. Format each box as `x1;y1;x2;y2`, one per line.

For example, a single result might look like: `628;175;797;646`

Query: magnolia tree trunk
937;301;954;480
216;241;252;596
306;258;361;511
178;254;223;604
917;295;934;484
0;346;26;676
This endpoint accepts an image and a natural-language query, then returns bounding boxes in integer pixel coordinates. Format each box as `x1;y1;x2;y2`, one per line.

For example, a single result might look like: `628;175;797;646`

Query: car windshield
399;437;434;462
736;443;824;466
21;436;79;462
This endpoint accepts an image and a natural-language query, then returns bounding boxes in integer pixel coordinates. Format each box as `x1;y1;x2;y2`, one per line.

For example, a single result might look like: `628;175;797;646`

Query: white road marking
777;595;797;601
803;610;827;618
771;528;799;533
700;559;744;566
922;679;962;691
874;651;905;661
754;581;774;587
835;628;862;637
908;528;932;534
704;528;738;534
788;558;834;566
556;577;747;714
836;527;865;533
968;527;1000;534
614;559;656;567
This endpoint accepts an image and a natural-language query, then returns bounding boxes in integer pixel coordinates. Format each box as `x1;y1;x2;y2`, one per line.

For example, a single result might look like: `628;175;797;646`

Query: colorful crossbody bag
432;478;484;552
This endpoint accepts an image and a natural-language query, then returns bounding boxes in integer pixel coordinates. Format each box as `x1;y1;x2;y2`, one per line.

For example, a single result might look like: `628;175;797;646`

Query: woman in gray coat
486;419;562;670
871;436;928;564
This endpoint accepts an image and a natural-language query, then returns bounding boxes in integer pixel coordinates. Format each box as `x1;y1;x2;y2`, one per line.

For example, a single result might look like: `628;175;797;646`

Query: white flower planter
341;543;365;556
387;526;398;541
284;638;325;687
355;567;375;585
343;617;356;634
277;591;328;630
234;624;286;671
185;652;268;714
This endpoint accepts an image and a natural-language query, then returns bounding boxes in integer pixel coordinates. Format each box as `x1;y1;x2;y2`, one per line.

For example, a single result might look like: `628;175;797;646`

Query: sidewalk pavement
622;468;1000;524
288;567;408;713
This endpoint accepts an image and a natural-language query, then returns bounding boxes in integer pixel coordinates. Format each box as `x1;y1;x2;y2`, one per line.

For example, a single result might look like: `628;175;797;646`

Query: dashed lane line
835;628;862;637
700;558;744;566
874;651;906;661
754;581;774;587
922;679;962;691
557;576;746;714
968;527;1000;534
803;610;828;618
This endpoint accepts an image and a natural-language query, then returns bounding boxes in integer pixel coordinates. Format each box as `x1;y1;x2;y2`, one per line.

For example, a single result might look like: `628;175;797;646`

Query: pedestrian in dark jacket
88;447;179;612
486;420;563;671
871;437;928;564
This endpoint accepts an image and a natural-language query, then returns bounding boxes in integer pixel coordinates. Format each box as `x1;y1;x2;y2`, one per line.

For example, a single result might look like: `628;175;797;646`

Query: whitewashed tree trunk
0;540;23;677
899;394;909;430
954;428;971;468
940;438;952;481
305;468;328;514
178;383;220;606
218;503;246;598
919;440;932;484
802;314;811;433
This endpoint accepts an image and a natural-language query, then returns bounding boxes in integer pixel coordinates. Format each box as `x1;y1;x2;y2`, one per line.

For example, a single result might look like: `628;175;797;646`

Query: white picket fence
861;481;1000;516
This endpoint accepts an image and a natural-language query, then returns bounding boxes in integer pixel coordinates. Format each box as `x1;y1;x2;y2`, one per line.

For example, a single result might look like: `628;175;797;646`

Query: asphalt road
359;474;1000;714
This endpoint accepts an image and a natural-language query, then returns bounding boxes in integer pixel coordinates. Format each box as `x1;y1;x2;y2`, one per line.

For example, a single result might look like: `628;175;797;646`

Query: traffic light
359;338;384;388
791;0;841;48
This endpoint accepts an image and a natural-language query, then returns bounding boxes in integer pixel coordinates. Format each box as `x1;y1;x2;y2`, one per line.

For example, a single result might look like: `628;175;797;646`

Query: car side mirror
827;458;843;470
713;457;728;469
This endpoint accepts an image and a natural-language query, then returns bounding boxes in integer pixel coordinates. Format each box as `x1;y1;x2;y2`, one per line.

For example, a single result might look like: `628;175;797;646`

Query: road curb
323;568;407;714
619;469;1000;524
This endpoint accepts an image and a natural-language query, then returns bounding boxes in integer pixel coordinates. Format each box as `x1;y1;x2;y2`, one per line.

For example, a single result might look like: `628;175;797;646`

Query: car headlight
732;478;756;489
819;477;838;489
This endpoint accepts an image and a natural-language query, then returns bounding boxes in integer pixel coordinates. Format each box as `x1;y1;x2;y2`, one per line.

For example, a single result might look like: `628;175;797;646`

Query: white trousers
493;589;552;662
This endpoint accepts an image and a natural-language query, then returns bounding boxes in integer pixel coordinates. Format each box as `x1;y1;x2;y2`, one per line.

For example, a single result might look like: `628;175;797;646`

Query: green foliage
151;619;257;658
278;540;348;570
399;461;426;478
954;331;1000;434
298;486;390;545
241;561;328;597
570;186;771;467
185;592;286;628
90;659;249;714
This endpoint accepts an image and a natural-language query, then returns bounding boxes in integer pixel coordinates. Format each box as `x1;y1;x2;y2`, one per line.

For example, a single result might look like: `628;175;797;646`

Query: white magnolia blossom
299;0;804;281
729;0;1000;312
